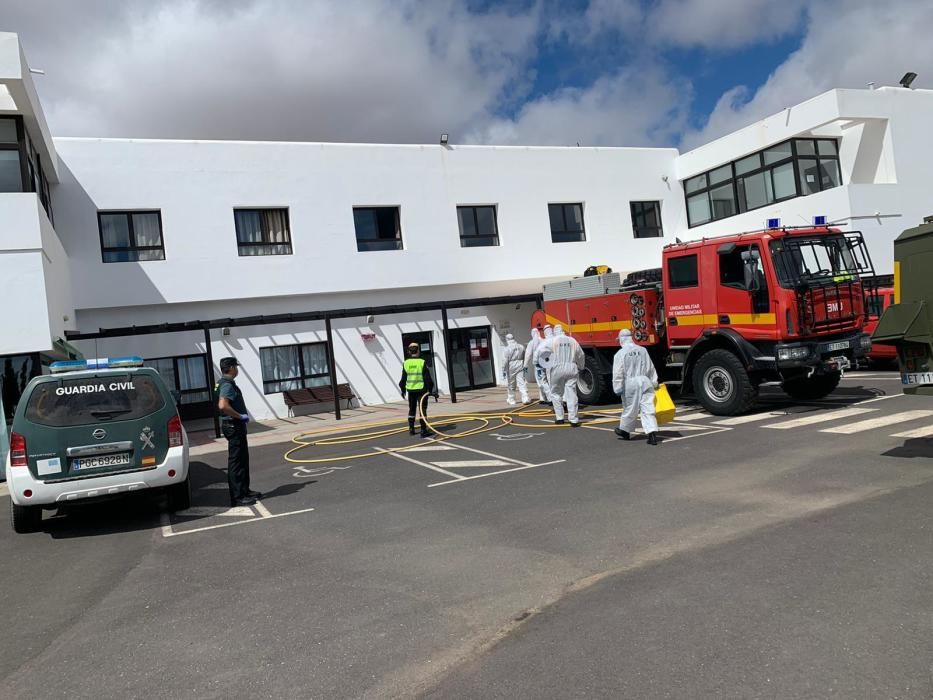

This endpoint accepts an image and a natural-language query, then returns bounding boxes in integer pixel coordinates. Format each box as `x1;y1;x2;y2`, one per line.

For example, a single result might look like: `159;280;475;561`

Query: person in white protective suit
533;325;554;389
501;333;530;405
612;328;660;445
524;328;550;403
544;325;585;426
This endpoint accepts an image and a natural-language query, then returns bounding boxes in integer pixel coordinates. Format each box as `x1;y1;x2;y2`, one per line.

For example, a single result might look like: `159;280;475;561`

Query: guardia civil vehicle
5;357;190;533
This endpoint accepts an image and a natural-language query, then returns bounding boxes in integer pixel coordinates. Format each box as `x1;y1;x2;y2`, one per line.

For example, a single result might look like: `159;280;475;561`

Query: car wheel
693;349;758;416
577;356;610;405
10;500;41;534
166;475;191;512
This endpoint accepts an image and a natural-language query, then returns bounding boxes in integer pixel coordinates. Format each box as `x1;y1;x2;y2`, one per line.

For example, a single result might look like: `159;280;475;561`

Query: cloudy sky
3;0;932;150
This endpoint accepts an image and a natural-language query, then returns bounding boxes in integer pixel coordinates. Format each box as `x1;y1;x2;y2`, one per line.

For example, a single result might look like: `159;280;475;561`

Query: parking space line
0;483;8;499
254;501;274;518
432;460;512;468
376;447;467;480
427;460;566;488
713;412;784;426
764;406;877;430
160;507;316;538
890;425;933;439
442;441;533;466
404;445;458;452
821;410;933;434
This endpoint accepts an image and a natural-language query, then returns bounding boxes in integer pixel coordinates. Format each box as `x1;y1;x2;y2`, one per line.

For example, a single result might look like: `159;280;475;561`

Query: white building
2;31;931;427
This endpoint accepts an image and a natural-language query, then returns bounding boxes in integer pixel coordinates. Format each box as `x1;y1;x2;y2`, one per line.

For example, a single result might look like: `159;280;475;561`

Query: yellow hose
284;393;626;465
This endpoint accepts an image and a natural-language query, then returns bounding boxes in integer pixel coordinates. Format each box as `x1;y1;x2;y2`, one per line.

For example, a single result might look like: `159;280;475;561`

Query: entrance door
401;331;437;386
446;326;496;391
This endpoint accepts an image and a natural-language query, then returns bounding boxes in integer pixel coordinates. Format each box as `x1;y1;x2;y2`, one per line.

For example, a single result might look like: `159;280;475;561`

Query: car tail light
167;415;183;448
10;432;27;467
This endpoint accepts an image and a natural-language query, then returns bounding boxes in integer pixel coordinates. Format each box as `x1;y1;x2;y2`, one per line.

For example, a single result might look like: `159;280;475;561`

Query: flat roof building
2;31;930;425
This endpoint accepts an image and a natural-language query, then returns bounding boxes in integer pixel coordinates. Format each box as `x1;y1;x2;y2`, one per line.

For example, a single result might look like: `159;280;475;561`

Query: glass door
401;331;437;386
446;326;496;391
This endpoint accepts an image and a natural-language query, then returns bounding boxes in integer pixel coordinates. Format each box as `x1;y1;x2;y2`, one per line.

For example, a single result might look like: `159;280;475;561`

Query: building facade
2;31;931;429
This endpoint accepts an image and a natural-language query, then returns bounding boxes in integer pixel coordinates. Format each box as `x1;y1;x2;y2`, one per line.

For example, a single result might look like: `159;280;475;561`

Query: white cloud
683;0;933;149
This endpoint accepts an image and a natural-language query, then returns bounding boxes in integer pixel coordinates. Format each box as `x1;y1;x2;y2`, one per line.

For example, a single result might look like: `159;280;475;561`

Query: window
234;208;292;256
457;205;499;247
25;375;165;428
353;207;403;251
0;118;22;194
630;201;663;238
145;355;210;405
260;342;331;394
668;255;698;288
684;138;842;227
548;203;585;242
98;211;165;263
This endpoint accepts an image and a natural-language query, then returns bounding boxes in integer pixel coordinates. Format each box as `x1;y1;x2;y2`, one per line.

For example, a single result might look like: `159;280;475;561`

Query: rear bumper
6;444;189;507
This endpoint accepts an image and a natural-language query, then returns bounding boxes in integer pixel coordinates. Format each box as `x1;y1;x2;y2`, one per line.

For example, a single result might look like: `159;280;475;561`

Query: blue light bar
766;218;781;229
50;356;144;373
813;215;827;226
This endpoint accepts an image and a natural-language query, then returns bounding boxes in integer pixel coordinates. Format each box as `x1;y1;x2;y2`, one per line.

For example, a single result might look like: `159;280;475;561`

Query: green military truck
872;217;933;395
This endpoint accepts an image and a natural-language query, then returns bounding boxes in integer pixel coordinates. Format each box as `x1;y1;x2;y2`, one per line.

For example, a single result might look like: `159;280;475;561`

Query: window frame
233;207;293;257
352;206;404;252
0;116;54;221
630;201;664;239
548;202;586;243
144;353;211;405
259;342;332;395
456;204;500;247
97;209;166;263
684;138;842;228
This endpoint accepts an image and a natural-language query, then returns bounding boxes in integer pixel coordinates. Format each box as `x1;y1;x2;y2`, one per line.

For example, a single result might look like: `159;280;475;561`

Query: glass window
687;192;711;226
668;255;699;289
24;375;166;427
0;150;23;193
630;201;663;238
685;174;707;194
708;165;732;185
817;140;838;156
457;205;499;247
99;211;166;263
819;159;841;189
0;118;16;143
735;153;761;176
145;355;211;405
709;184;737;219
797;159;821;196
548;203;586;243
738;171;774;211
260;342;331;394
772;161;797;200
795;139;817;156
234;208;292;256
353;207;403;252
763;141;792;165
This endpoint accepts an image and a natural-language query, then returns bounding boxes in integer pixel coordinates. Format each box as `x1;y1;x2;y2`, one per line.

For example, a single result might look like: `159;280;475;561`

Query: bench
283;384;356;415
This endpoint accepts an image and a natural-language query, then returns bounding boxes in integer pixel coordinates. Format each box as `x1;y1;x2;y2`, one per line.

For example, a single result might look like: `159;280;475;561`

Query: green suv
5;357;191;533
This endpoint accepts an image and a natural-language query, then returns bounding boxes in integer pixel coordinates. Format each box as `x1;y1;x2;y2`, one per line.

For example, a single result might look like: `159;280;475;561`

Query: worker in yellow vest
399;342;438;437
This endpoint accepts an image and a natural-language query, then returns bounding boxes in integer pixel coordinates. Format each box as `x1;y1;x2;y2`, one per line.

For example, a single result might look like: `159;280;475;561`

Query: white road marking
404;445;458;452
443;441;533;467
890;425;933;439
253;500;274;518
713;412;784;426
0;483;8;499
162;507;316;538
376;447;466;480
175;506;255;518
855;393;906;404
160;512;173;538
201;483;229;490
673;411;716;421
427;460;566;487
820;410;933;435
431;460;513;468
764;407;878;430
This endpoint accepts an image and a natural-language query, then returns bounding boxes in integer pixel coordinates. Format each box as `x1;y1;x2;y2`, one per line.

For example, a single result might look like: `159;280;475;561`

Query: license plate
902;372;933;386
72;453;131;470
826;341;849;352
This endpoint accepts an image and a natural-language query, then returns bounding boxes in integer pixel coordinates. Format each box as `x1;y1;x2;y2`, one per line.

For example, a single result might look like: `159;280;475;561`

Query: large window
548;203;586;243
234;208;292;256
145;355;210;405
353;207;403;251
0;117;54;221
630;201;663;238
457;205;499;247
98;211;166;262
260;342;331;394
0;118;22;194
667;255;698;289
684;138;842;227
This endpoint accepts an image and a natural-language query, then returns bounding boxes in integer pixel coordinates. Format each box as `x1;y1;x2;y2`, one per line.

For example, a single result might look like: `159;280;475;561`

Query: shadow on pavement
882;438;933;459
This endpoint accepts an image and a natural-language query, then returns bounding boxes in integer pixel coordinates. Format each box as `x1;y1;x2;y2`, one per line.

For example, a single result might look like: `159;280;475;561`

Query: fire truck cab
532;226;875;415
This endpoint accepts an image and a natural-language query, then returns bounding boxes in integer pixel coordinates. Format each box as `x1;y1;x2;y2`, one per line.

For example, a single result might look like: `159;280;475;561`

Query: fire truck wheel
781;372;841;401
577;356;611;405
693;349;757;416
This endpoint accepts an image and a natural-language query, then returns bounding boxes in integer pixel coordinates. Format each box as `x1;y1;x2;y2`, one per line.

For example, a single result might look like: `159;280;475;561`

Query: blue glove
239;413;250;423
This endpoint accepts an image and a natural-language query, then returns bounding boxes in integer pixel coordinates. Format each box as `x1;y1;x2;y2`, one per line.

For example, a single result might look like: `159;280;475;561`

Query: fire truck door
716;243;776;339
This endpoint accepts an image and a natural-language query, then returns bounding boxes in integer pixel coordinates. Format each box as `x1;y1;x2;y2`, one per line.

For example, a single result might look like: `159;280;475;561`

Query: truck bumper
775;332;871;373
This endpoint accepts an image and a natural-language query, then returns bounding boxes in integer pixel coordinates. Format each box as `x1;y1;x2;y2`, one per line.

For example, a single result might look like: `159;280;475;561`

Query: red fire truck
531;226;876;415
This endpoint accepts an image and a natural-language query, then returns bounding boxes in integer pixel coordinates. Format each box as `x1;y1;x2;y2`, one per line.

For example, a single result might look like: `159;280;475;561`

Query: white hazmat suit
524;328;549;402
612;328;659;443
501;333;529;405
543;325;585;425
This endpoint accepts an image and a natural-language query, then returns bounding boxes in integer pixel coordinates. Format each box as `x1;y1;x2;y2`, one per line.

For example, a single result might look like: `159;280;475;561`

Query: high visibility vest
404;357;426;391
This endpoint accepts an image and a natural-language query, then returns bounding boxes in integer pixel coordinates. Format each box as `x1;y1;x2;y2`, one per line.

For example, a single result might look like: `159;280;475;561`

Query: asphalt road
2;370;932;699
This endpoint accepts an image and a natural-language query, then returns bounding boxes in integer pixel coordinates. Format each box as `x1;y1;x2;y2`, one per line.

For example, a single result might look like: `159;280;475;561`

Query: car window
24;374;166;427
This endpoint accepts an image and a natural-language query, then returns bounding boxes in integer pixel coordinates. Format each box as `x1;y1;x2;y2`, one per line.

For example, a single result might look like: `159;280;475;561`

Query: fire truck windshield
769;233;871;289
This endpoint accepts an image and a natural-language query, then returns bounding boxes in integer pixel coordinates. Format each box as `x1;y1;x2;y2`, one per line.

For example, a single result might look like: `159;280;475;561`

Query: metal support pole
203;326;220;439
441;306;457;404
325;316;341;420
536;295;543;310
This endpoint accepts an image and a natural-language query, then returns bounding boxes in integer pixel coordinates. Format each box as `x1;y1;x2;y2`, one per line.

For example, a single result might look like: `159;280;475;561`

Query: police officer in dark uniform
399;342;438;437
216;357;261;506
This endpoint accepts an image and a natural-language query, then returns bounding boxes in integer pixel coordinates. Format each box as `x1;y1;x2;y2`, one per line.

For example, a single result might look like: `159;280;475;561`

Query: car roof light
49;356;144;373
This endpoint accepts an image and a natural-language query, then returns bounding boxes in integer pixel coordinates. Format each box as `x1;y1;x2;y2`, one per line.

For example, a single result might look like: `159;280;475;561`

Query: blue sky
1;0;931;149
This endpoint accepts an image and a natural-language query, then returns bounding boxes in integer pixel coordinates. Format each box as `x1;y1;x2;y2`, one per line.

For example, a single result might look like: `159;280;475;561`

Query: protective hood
554;325;565;336
506;333;516;348
543;325;553;338
618;328;633;347
531;328;541;341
